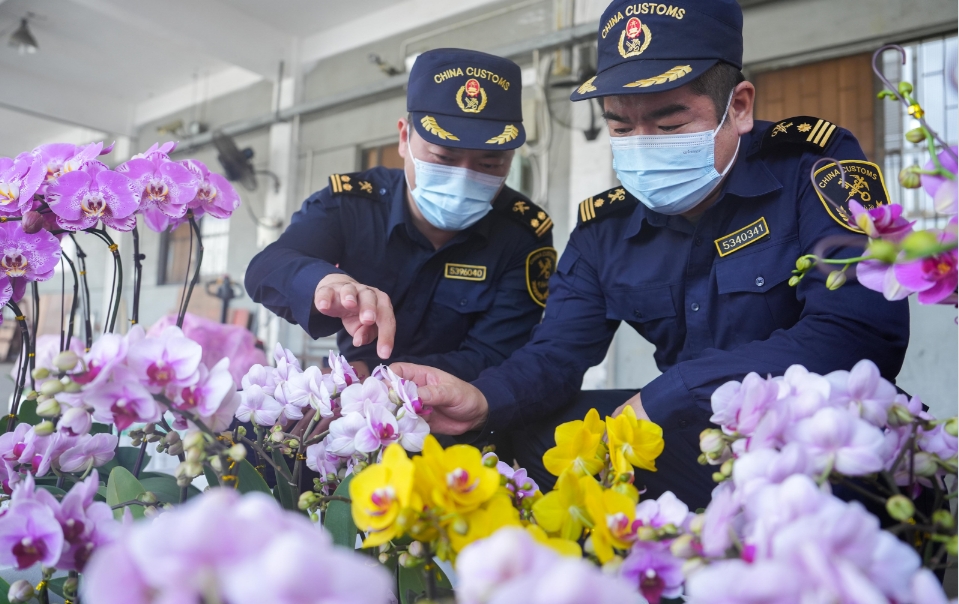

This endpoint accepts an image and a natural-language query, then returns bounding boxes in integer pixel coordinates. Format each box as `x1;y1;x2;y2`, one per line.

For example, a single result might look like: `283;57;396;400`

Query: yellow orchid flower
413;435;500;514
542;408;607;478
448;493;521;555
526;523;583;557
350;444;415;547
531;471;593;541
582;477;637;563
606;406;665;478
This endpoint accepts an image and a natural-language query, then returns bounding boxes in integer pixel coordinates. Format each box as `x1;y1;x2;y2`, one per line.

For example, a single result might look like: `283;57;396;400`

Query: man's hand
390;363;489;435
612;391;650;420
313;274;396;359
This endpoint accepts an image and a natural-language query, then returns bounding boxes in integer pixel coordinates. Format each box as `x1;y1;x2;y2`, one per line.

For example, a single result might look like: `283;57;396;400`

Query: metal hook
872;44;958;162
810;157;849;215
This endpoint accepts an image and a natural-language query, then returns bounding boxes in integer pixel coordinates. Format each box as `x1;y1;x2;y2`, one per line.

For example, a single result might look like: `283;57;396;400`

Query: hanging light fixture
9;18;39;54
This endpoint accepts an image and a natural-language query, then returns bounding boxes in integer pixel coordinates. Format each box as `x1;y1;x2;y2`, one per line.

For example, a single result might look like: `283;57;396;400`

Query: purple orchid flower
635;491;691;530
59;406;93;437
856;256;914;301
620;541;684;604
241;364;280;392
0;152;44;216
0;274;11;326
397;412;429;453
272;343;303;372
58;433;119;473
709;371;781;436
116;144;198;233
327;351;358;389
339;378;391;415
847;200;915;242
922;145;958;215
785;406;886;475
181;159;241;219
0;222;62;301
73;332;127;387
175;358;235;418
32;142;111;193
353;402;400;453
0;475;64;570
893;226;958;305
55;470;118;571
305;441;345;479
45;161;140;231
126;325;202;394
235;384;284;426
824;359;899;427
18;430;77;477
325;411;367;457
85;368;161;431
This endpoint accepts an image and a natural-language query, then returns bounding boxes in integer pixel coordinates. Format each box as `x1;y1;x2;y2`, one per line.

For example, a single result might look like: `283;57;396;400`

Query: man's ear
397;117;409;158
731;81;755;136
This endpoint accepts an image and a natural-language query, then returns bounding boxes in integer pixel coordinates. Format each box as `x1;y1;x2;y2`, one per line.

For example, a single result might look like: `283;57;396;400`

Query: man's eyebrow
602;110;631;123
643;103;690;121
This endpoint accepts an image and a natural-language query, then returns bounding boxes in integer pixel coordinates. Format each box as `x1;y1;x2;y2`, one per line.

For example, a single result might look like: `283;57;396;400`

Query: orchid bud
298;492;318;510
227;444;247;462
236;425;247;439
270;430;285;443
947;535;958;557
583;536;596;556
688;514;705;535
482;454;499;468
912;452;939;477
866;238;898;264
408;541;425;558
144;423;156;434
147;433;161;443
62;379;82;393
165;431;182;445
24;390;37;401
40;379;64;396
720;458;734;477
399;553;419;568
310;512;319;522
826;270;847;290
379;552;392;565
209;456;223;472
7;579;34;603
885;494;915;522
697;453;709;465
898;81;914;95
21;210;44;235
898;166;922;189
167;441;184;456
787;275;802;287
184;431;205;450
904;127;927;143
901;230;940;257
887;404;915;427
636;526;657;542
53;350;79;372
699;429;725;456
711;471;725;483
933;509;954;530
601;556;623;575
681;558;705;576
670;534;696;558
62;576;79;599
35;397;61;418
138;491;159;505
945;417;958;437
795;256;813;271
143;506;159;518
452;517;469;535
33;420;55;436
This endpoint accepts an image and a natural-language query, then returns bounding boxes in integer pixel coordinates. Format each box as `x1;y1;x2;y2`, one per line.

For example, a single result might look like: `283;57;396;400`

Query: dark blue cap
570;0;743;101
407;48;526;150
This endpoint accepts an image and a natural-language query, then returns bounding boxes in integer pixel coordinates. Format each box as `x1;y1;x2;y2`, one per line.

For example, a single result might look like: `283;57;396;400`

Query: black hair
688;62;746;123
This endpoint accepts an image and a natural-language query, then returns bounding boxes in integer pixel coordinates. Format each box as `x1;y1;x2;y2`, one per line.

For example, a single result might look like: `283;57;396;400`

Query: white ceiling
0;0;503;157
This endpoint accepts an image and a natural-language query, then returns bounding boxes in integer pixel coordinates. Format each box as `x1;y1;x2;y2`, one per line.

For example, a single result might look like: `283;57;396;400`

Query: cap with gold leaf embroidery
408;48;526;150
570;0;743;102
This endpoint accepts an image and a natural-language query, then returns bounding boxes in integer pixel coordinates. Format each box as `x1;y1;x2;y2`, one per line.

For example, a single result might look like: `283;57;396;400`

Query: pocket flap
605;286;676;321
434;280;494;314
715;238;799;295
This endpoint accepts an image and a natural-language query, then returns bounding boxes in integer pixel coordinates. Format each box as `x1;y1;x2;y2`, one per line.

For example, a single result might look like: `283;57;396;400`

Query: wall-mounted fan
212;131;280;193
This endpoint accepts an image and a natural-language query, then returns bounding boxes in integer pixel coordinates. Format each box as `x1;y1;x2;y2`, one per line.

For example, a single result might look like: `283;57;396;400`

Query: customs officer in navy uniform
246;49;555;386
388;0;910;509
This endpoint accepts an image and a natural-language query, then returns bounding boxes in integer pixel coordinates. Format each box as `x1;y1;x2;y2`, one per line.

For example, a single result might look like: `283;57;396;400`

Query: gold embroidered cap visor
570;0;743;102
570;58;719;101
410;111;527;151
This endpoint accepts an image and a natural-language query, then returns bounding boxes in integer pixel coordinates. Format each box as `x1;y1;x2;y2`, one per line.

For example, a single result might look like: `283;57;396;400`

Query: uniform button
690;302;700;312
459;299;468;307
694;236;703;246
633;309;643;318
755;276;765;287
379;188;387;195
679;420;689;428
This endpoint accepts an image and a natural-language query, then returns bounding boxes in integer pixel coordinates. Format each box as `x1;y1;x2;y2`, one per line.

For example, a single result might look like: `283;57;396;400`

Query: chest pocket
433;278;495;314
605;286;676;322
715;237;799;294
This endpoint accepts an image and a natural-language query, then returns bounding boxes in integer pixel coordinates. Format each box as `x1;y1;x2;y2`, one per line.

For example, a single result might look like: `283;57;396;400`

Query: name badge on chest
445;263;487;281
715;217;770;257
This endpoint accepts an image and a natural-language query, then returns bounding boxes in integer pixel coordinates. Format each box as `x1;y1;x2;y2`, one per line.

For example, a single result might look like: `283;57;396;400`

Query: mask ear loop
713;90;736;134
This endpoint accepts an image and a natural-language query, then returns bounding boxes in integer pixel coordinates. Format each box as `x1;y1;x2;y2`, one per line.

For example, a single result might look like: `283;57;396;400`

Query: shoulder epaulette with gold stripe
577;186;637;226
328;172;380;200
760;116;841;155
500;196;553;238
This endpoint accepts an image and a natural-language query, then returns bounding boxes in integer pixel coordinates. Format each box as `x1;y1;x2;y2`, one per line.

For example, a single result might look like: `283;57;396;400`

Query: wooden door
754;53;876;160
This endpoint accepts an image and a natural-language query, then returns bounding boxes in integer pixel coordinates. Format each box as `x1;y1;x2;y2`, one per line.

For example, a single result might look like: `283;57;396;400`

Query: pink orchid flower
0;152;44;216
58;433;119;473
32;141;112;194
327;351;358;389
175;358;235;418
85;368;161;431
339;378;390;415
824;359;899;427
0;499;64;569
620;541;685;604
634;491;692;529
45;161;140;231
59;406;93;437
353;403;400;453
116;143;198;232
325;412;366;457
785;407;886;475
893;226;958;305
73;332;127;387
847;200;914;242
235;384;283;426
55;471;118;572
922;145;958;215
180;159;241;219
0;221;62;301
126;325;202;394
856;257;914;301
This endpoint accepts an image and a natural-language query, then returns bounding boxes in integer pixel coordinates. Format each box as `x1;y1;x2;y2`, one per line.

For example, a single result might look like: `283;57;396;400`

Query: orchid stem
5;301;31;431
177;214;204;328
132;439;149;478
240;435;295;484
131;226;144;326
70;235;94;350
292;417;318;492
60;251;81;353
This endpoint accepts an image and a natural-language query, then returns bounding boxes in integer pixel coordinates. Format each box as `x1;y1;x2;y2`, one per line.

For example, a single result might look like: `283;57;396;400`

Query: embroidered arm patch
812;160;890;232
526;247;557;307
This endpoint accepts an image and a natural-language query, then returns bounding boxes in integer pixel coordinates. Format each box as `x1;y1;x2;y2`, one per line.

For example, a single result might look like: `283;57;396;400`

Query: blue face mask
609;94;739;215
406;132;505;231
